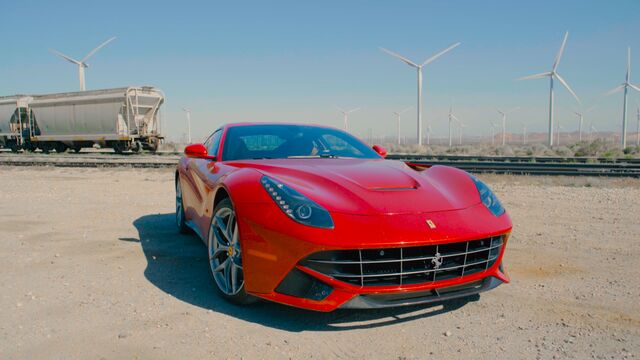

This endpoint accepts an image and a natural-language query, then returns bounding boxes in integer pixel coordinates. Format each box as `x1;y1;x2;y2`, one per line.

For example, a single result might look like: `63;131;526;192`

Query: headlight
470;176;505;217
260;176;334;229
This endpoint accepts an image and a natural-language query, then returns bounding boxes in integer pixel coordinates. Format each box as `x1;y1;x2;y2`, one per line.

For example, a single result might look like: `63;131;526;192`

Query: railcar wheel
54;143;68;153
40;143;53;154
208;198;255;304
175;178;189;234
113;141;129;154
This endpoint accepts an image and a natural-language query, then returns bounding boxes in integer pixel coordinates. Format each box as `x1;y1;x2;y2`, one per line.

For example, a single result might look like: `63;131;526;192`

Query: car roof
222;122;338;130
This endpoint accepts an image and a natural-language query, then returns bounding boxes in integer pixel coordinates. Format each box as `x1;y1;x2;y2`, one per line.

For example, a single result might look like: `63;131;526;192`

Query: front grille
300;236;503;287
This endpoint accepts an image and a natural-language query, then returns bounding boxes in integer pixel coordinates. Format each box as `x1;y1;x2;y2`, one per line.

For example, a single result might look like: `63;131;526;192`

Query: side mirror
184;143;216;160
372;145;388;158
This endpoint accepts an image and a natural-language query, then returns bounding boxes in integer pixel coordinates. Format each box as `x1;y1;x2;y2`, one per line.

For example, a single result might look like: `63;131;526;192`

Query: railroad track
1;153;639;177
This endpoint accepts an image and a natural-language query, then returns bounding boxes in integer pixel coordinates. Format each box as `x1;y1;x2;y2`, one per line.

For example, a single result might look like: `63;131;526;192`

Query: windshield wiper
286;154;340;159
287;155;321;159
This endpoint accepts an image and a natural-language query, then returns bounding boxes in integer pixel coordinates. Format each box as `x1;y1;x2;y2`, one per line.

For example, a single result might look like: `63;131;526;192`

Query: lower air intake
300;236;503;287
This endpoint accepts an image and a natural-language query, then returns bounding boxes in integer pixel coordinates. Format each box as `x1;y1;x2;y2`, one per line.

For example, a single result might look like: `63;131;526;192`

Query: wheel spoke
213;257;228;273
226;212;235;237
214;216;230;243
211;245;228;259
230;263;238;293
231;223;239;245
224;259;233;291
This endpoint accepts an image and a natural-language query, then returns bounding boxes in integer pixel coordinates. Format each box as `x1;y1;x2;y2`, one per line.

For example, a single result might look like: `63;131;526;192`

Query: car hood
227;158;482;215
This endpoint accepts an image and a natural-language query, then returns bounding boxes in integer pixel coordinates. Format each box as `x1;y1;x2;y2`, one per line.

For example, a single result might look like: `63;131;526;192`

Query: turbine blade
553;31;569;71
421;42;461;66
629;83;640;92
627;47;631;81
82;36;116;62
605;84;625;96
516;72;552;81
450;114;460;122
347;107;360;114
379;48;419;68
554;73;581;103
49;49;81;65
496;108;504;115
400;106;412;114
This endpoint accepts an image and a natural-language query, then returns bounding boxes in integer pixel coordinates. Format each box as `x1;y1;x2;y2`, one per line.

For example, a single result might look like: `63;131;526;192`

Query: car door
186;128;226;237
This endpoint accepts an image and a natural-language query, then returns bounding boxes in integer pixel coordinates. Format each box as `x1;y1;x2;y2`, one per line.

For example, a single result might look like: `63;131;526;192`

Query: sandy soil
0;166;638;359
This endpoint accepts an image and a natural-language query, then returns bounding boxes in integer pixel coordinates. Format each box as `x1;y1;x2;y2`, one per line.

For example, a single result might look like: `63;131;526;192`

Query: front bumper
235;202;512;312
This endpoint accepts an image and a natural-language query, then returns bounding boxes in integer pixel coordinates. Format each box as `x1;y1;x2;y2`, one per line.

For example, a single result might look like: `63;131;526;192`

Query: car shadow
128;213;478;332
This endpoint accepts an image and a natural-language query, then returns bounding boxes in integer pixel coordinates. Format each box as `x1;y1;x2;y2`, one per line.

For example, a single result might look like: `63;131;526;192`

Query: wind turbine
589;123;598;141
426;125;433;145
572;106;595;142
50;37;117;91
521;122;528;145
380;42;461;146
517;31;580;146
458;122;467;145
496;107;520;146
448;107;460;147
489;120;498;146
636;102;640;146
336;107;360;131
605;47;640;148
393;106;412;145
181;108;192;144
556;120;564;146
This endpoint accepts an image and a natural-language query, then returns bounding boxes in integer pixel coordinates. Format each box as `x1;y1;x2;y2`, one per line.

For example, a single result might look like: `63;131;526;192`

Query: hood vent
369;186;417;191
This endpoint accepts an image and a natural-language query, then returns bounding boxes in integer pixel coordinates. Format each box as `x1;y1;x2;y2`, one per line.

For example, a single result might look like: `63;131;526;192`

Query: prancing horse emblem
431;252;443;269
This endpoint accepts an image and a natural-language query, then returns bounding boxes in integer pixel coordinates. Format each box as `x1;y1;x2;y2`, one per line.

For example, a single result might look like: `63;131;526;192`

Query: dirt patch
0;166;638;359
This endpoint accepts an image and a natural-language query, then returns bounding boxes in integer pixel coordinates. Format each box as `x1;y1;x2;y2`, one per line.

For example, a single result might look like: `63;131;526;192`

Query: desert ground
0;166;638;359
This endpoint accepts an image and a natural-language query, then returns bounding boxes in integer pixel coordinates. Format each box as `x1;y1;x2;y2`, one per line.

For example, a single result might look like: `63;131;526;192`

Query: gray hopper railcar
0;86;164;153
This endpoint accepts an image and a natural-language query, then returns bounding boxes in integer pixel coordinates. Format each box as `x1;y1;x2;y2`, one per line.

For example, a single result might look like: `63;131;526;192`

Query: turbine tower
572;106;595;142
380;42;461;146
393;106;412;145
336;107;360;132
589;123;598;141
489;120;498;146
181;108;192;144
496;107;519;146
556;120;564;146
517;32;580;146
636;102;640;146
605;47;640;148
458;122;466;145
521;122;527;145
448;107;460;148
50;37;117;91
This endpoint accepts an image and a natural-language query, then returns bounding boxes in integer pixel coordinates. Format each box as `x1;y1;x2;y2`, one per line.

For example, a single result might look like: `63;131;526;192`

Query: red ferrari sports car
175;123;511;312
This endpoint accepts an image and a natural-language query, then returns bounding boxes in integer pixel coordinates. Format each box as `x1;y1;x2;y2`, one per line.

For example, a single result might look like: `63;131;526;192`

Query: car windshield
221;124;380;161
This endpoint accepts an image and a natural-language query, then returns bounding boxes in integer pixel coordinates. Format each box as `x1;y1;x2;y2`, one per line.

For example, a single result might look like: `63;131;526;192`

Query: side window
204;130;222;158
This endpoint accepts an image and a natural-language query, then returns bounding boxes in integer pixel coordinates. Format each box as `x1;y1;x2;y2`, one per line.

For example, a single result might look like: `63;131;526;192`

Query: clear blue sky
1;0;639;141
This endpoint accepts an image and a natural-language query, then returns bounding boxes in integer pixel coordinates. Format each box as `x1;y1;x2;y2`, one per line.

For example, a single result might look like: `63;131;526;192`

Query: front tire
208;198;254;304
175;178;189;234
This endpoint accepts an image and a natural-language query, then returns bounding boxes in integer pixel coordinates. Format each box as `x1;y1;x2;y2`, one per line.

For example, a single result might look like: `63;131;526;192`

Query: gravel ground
0;166;638;359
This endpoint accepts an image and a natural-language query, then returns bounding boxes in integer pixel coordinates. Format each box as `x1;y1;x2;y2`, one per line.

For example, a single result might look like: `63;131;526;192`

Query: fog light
275;268;333;301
